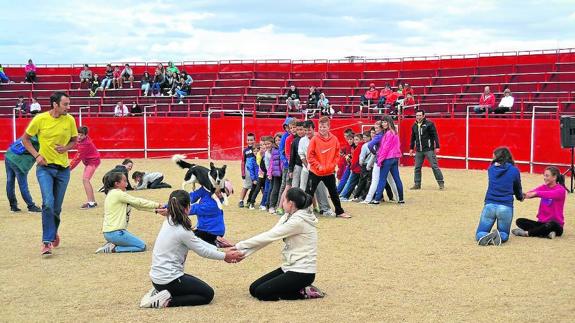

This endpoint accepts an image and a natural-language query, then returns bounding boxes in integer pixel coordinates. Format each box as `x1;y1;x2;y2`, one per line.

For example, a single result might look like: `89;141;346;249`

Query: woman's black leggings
250;268;315;301
516;218;563;237
152;274;214;307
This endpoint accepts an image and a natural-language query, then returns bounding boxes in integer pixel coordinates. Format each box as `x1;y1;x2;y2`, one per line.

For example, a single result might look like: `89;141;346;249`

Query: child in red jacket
70;126;101;209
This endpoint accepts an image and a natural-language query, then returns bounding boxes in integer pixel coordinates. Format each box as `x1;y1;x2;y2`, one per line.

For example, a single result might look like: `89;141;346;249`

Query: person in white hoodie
140;190;244;309
218;187;325;301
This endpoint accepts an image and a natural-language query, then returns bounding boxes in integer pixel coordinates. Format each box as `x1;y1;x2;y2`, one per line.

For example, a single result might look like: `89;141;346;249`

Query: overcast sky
1;0;574;64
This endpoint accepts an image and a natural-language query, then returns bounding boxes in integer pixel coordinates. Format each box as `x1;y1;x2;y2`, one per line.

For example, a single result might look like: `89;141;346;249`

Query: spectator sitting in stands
78;64;93;89
181;70;193;86
100;64;114;90
152;69;165;96
167;61;179;75
131;102;142;115
156;63;165;74
114;101;130;117
318;93;333;116
377;84;392;108
112;66;122;89
285;84;301;112
141;71;152;96
307;86;321;110
473;86;496;114
0;64;13;83
400;93;416;116
24;59;37;83
175;75;190;104
90;74;101;97
383;90;400;114
163;70;177;96
15;96;28;113
396;84;405;100
360;83;379;111
120;64;134;89
30;97;41;115
402;83;414;98
495;88;514;114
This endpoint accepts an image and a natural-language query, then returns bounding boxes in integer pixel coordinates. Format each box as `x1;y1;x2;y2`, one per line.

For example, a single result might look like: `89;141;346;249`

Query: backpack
8;139;27;155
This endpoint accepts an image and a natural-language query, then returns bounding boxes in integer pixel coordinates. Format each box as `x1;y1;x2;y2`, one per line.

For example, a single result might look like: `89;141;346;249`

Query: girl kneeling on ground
219;187;325;301
140;190;243;308
95;172;166;253
512;166;567;239
475;147;523;246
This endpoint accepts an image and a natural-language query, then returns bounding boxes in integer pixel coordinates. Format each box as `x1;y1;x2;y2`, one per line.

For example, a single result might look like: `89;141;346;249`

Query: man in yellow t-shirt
22;92;78;256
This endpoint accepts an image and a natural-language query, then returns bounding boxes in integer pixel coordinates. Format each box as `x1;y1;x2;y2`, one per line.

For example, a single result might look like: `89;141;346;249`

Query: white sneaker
547;231;556;239
268;208;276;214
140;289;171;308
359;200;370;204
322;210;336;217
95;242;115;254
139;288;158;307
259;205;267;211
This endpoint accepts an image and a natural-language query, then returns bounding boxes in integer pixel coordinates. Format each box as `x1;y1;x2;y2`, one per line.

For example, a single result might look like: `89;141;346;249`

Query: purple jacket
267;147;283;177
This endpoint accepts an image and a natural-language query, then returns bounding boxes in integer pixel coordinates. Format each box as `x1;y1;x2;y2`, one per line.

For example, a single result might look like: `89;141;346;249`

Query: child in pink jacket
512;166;567;239
372;116;404;204
70;126;101;209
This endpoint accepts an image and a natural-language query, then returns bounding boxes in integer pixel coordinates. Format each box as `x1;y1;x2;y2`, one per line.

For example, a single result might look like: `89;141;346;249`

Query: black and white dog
172;154;228;209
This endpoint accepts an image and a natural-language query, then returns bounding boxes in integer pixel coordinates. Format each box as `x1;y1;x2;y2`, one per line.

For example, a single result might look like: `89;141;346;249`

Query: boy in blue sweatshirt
276;117;296;215
245;144;260;209
188;187;227;246
239;133;256;208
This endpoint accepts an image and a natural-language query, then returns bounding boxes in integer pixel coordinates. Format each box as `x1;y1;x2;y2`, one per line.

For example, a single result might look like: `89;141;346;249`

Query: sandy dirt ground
1;158;573;322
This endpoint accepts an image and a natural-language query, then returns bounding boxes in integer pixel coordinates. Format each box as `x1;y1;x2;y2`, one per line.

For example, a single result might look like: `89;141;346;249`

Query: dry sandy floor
1;158;573;322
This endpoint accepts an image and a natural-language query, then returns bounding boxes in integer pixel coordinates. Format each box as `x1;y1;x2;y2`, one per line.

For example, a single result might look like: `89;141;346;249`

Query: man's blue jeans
104;230;146;253
5;159;35;209
475;203;513;242
36;165;70;243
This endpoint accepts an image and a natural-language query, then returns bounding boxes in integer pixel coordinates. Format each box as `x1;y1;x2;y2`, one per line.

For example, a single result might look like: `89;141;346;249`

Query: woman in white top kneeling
220;187;325;301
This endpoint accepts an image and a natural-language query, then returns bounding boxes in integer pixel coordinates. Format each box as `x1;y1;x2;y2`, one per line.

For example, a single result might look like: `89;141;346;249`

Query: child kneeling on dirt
133;171;172;190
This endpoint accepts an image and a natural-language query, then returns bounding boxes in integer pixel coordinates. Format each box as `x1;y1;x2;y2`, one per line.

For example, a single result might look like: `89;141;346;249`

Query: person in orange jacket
306;116;351;218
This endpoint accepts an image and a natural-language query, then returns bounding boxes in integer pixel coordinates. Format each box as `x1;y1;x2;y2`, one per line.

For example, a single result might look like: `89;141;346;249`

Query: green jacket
5;137;40;174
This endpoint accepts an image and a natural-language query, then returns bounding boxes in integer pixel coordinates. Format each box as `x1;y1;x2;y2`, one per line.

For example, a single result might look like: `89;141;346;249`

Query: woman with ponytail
512;166;567;239
218;187;325;301
140;190;243;309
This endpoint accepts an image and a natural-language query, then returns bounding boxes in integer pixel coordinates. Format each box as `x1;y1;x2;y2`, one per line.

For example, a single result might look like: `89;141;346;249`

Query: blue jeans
176;89;187;98
104;230;146;253
36;165;71;243
101;78;113;89
340;172;359;198
5;159;35;209
337;166;350;194
260;178;271;207
0;71;10;83
374;158;404;202
152;82;162;95
475;203;513;242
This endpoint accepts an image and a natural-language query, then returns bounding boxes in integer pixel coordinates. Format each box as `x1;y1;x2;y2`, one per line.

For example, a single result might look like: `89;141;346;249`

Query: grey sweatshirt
150;219;225;285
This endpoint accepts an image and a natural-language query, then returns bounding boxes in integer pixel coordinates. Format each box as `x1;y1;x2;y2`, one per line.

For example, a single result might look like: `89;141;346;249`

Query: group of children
237;116;405;219
237;116;350;218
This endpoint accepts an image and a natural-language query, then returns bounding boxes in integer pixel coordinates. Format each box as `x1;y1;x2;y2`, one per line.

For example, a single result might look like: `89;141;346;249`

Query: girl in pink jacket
70;126;101;209
372;116;404;204
512;166;567;239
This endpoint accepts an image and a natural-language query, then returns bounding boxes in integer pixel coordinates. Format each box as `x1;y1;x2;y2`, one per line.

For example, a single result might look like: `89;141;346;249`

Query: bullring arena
1;49;575;322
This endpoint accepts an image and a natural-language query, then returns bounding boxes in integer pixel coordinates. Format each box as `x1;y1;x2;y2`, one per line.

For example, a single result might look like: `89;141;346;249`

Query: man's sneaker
410;185;421;190
276;208;285;216
140;289;171;308
95;242;116;254
259;205;267;211
321;210;336;217
512;228;528;237
53;234;60;248
492;230;502;246
140;288;159;307
547;231;556;239
478;232;496;246
80;202;97;210
439;182;445;190
238;201;244;208
28;205;42;213
268;208;276;214
10;206;22;213
41;243;53;256
301;285;326;299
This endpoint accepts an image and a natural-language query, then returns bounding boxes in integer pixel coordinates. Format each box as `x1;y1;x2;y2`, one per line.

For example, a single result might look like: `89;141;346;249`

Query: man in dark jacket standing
409;110;444;190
